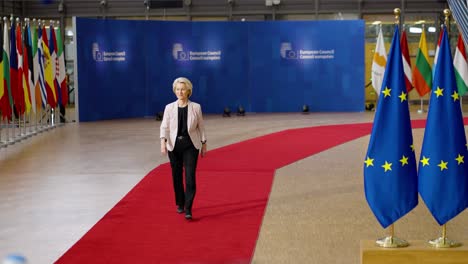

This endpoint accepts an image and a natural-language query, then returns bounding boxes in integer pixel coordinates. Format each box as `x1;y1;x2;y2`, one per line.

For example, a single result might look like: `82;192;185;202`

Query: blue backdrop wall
76;18;364;121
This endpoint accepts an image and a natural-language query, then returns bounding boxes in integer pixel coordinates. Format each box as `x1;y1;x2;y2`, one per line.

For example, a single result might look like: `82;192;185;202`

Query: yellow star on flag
455;154;464;165
364;157;374;167
410;144;415;152
437;160;448;171
382;87;391;97
420;156;430;166
434;87;444;97
398;91;407;102
400;155;409;166
451;91;460;102
382;161;392;172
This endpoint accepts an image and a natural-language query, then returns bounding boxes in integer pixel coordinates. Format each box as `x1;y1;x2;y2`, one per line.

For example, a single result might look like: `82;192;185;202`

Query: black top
177;106;189;137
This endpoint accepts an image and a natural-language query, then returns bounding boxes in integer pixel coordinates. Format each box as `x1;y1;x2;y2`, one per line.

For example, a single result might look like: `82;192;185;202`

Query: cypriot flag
371;27;387;95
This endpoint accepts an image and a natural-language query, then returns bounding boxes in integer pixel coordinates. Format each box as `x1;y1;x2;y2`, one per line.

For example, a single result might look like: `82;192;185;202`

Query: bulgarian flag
401;29;413;92
412;28;432;97
454;34;468;96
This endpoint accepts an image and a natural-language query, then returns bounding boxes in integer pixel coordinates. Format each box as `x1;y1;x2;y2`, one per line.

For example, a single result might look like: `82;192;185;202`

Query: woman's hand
201;144;207;157
161;140;167;155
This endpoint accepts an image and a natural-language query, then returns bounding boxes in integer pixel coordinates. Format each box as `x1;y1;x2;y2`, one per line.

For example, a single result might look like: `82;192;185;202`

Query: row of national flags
372;26;468;99
364;24;468;228
0;19;67;121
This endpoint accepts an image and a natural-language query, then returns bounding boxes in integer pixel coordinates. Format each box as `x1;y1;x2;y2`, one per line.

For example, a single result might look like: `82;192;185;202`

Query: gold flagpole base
428;237;462;248
375;236;409;248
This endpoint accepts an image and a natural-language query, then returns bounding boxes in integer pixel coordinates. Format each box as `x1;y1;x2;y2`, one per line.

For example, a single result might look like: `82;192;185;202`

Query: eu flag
364;26;418;228
418;26;468;225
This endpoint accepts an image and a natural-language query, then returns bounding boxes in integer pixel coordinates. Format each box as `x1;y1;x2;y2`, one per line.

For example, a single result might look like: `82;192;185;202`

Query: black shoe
177;206;184;214
185;210;192;220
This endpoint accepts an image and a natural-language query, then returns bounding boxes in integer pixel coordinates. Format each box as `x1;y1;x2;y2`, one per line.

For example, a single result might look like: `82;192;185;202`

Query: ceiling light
409;27;422;34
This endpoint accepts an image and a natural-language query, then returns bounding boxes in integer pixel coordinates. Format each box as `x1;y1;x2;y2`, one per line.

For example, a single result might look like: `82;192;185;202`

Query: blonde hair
172;77;193;97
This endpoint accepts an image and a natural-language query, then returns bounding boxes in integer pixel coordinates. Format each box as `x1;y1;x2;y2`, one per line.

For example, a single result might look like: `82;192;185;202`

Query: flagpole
375;23;380;111
38;107;43;132
0;118;5;148
428;223;461;248
374;9;412;248
22;114;26;139
25;113;31;137
461;96;463;113
425;9;462;249
45;105;51;130
36;109;39;133
376;223;409;248
7;108;14;145
18;113;22;139
417;98;424;113
374;9;411;248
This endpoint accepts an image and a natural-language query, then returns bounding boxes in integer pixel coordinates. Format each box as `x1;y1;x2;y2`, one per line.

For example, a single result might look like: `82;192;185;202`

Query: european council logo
280;42;297;59
92;43;103;61
172;43;188;61
280;42;334;60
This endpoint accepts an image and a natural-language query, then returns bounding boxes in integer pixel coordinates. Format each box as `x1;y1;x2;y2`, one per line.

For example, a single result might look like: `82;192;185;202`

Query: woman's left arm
197;105;207;157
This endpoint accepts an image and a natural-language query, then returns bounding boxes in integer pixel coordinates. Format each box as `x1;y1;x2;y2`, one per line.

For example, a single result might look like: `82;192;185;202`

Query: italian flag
454;34;468;96
412;29;432;97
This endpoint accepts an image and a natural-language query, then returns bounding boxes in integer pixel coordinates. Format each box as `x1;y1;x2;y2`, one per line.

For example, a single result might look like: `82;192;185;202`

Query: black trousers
168;136;199;211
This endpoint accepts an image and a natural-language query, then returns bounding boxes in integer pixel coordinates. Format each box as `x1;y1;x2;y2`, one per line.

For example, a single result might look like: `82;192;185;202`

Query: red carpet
55;119;445;263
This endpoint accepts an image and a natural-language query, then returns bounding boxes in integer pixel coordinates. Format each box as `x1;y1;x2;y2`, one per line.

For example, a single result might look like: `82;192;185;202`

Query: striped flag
24;24;36;113
364;25;418;228
418;26;468;225
433;30;442;78
42;25;57;108
17;23;31;114
50;25;62;107
10;19;25;116
30;23;42;110
401;29;413;92
447;0;468;44
56;25;67;107
412;28;432;97
454;34;468;96
2;20;12;119
0;21;11;120
37;25;47;109
371;27;387;94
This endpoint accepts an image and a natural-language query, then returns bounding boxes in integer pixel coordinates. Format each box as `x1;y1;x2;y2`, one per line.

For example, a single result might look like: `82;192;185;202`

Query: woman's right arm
160;105;170;154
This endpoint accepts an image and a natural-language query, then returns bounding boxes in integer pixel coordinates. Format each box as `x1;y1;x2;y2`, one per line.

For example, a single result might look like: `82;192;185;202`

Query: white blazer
160;100;207;151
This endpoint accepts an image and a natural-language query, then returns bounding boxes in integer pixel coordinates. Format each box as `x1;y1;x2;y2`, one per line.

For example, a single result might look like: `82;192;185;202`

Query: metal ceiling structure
0;0;448;20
